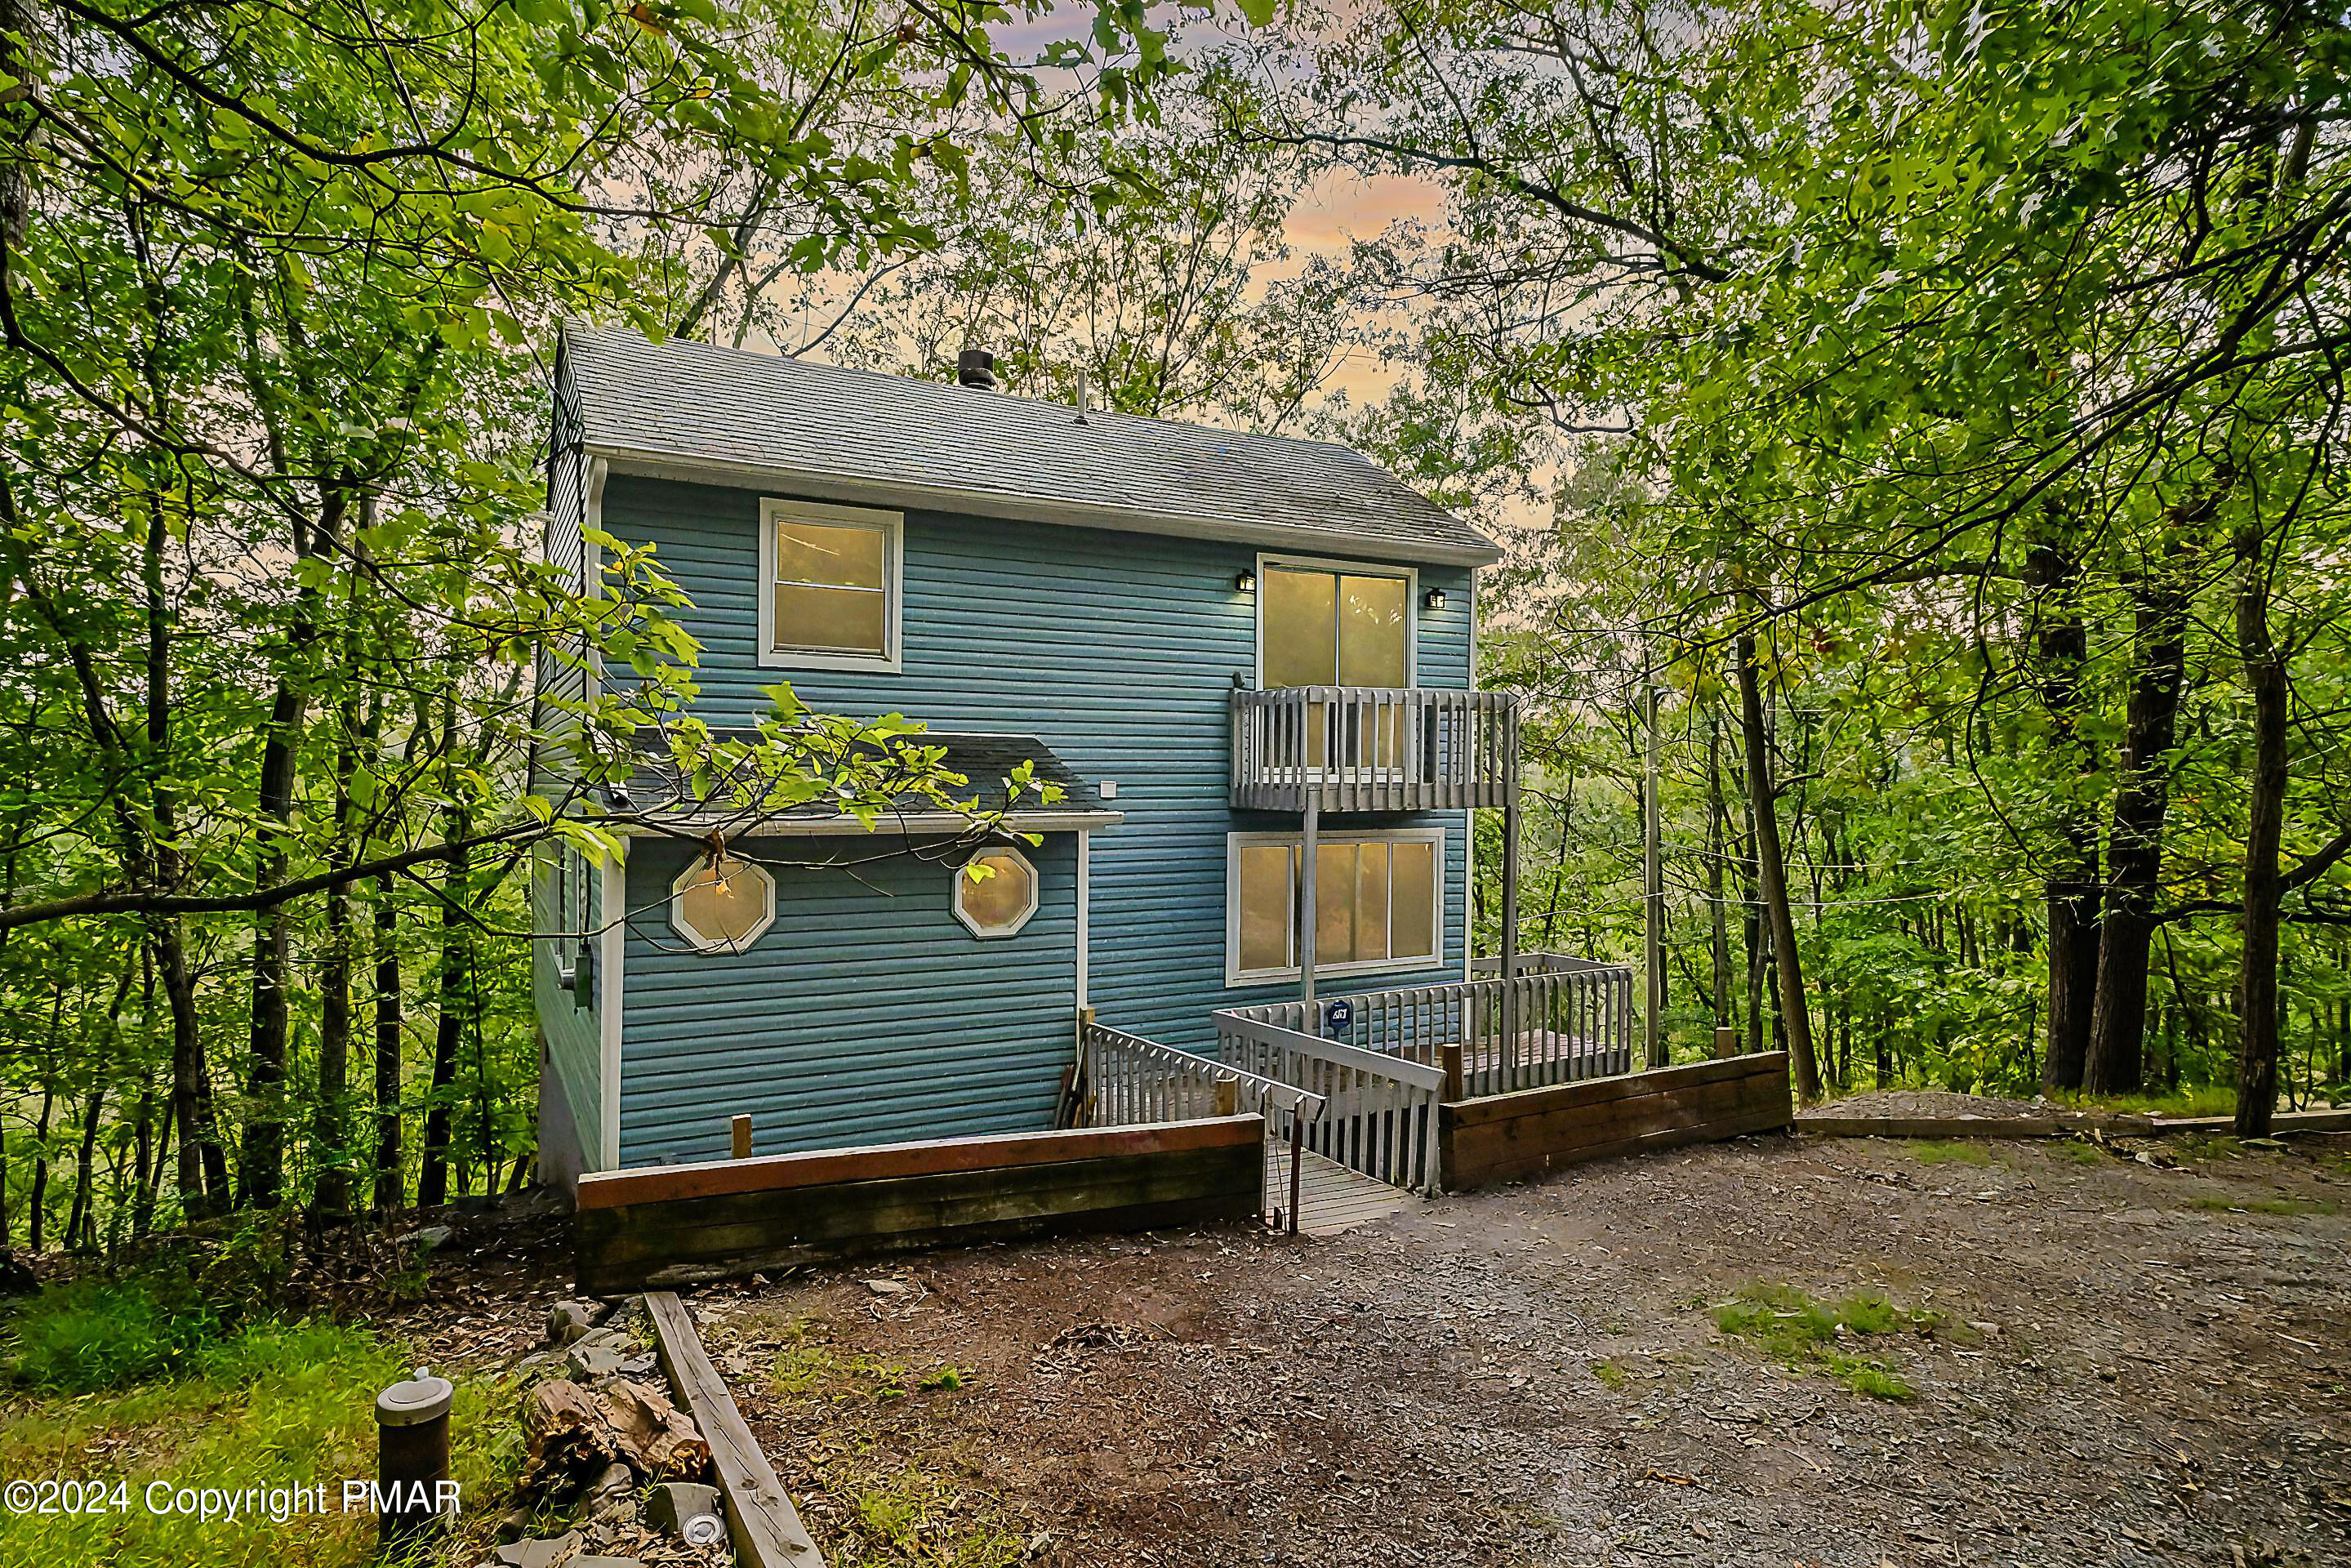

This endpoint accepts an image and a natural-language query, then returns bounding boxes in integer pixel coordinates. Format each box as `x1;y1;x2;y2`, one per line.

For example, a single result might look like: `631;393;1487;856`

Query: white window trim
756;496;904;673
1224;827;1445;987
1252;551;1418;690
670;854;778;953
952;844;1040;938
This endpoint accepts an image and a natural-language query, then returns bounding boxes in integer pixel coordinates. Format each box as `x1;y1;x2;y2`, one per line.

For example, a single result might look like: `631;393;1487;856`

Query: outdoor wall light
1423;586;1448;612
1236;569;1257;593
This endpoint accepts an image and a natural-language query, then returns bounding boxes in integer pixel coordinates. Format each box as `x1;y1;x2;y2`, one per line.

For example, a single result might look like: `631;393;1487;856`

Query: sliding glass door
1261;564;1411;769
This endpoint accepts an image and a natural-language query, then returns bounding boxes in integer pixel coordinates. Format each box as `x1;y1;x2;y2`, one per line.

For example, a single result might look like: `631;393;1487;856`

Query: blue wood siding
612;470;1470;1000
617;833;1078;1165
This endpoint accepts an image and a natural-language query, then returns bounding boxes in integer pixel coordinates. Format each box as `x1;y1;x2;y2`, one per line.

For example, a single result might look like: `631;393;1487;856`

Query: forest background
0;0;2344;1258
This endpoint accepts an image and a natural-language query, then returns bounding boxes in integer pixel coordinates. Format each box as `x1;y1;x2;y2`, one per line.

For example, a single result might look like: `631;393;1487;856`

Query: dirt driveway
682;1129;2351;1568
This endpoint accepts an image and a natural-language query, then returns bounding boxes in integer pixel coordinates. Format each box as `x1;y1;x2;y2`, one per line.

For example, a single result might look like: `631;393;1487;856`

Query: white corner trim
584;457;609;705
952;844;1041;938
755;495;904;673
598;845;625;1172
1465;568;1478;982
1251;551;1420;690
1075;829;1091;1010
1222;826;1446;987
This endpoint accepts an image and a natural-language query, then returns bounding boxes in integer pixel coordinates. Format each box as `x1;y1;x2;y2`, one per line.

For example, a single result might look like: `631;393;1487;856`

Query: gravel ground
679;1129;2351;1568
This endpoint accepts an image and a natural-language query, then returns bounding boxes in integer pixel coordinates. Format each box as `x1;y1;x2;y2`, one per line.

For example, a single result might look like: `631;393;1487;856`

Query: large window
758;498;902;670
1227;830;1441;984
1258;559;1414;767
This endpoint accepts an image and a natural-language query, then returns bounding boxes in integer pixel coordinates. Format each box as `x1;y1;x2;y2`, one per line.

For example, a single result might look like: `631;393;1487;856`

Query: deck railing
1222;952;1636;1107
1080;1021;1330;1227
1211;1011;1445;1193
1230;686;1518;812
1080;1020;1327;1134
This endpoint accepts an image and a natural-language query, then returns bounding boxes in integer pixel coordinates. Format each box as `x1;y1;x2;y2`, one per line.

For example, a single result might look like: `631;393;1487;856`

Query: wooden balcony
1229;686;1518;813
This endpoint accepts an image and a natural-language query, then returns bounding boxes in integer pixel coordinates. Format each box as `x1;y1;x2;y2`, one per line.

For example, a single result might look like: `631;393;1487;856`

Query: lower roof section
606;728;1122;837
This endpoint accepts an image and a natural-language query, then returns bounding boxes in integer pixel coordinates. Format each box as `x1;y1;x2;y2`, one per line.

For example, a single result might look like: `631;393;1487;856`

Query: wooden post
1499;719;1521;1052
730;1116;752;1161
1300;796;1320;1008
1501;739;1521;978
1644;682;1666;1069
1440;1042;1465;1104
1288;1111;1304;1236
1213;1078;1238;1118
1715;1025;1738;1061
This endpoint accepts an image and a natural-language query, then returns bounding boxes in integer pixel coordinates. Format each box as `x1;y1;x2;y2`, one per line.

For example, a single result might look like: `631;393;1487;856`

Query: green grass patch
1823;1354;1915;1401
3;1272;223;1392
772;1322;971;1405
2055;1085;2238;1120
820;1459;1026;1568
2056;1139;2108;1166
1591;1359;1629;1390
0;1277;521;1568
1908;1140;1995;1167
2187;1194;2338;1218
1712;1285;1929;1401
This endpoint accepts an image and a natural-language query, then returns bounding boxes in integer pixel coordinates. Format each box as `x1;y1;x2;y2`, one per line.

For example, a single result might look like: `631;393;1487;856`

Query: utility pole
1644;681;1665;1068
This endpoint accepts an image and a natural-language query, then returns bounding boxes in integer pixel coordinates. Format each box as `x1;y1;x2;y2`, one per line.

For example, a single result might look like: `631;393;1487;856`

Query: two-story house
532;327;1517;1184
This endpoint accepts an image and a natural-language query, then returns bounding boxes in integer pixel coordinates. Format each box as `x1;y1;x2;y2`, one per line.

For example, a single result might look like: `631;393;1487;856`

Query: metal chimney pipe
956;348;995;390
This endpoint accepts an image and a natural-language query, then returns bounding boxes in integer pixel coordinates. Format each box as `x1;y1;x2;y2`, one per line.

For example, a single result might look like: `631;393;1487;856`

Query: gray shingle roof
614;728;1115;833
562;327;1498;566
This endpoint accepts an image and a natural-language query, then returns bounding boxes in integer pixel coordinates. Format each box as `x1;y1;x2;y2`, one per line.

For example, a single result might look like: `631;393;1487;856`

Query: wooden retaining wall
1439;1052;1792;1192
574;1116;1264;1294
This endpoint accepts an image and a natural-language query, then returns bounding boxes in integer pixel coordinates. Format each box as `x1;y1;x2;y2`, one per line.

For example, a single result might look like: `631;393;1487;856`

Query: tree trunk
61;957;129;1248
419;811;470;1209
2027;542;2101;1091
240;679;305;1209
1735;625;1821;1102
311;696;372;1222
1737;762;1765;1057
2084;562;2192;1094
2233;527;2289;1137
1705;708;1734;1031
240;487;345;1208
313;872;354;1220
65;1080;104;1250
152;917;228;1214
27;1094;50;1252
373;877;404;1214
27;982;56;1250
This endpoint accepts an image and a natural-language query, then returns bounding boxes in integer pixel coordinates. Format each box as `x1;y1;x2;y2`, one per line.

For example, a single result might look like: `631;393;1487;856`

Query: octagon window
952;846;1038;938
671;853;777;952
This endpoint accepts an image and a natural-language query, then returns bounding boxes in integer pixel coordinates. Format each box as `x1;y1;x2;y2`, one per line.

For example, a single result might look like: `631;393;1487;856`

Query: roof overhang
586;442;1505;569
608;808;1125;838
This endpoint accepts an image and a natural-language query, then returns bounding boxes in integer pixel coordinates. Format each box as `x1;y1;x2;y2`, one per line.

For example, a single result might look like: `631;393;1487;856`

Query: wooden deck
1267;1145;1423;1236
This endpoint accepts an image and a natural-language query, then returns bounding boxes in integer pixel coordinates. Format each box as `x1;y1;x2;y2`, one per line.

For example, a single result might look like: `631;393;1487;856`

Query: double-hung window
1227;829;1442;984
758;498;902;670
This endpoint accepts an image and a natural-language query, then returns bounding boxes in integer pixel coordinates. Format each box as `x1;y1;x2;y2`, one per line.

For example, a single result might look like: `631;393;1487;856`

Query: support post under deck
1500;722;1521;1058
1300;797;1319;1009
1500;724;1521;976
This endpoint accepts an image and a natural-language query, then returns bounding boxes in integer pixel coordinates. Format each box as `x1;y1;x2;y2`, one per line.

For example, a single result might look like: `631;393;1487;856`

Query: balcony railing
1230;686;1518;813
